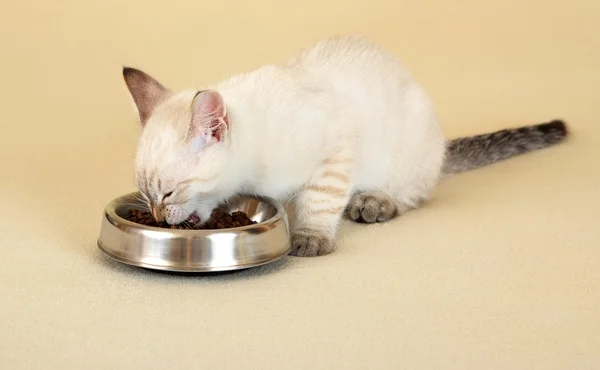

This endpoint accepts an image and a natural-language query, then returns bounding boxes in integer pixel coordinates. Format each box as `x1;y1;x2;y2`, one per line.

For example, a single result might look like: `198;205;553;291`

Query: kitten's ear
122;67;169;127
187;90;229;146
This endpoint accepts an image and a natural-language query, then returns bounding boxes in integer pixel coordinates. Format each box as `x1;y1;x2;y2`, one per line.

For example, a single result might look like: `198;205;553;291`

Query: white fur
131;35;446;254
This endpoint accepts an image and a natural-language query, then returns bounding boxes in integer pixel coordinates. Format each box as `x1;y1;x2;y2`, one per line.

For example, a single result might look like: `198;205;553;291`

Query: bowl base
98;240;291;273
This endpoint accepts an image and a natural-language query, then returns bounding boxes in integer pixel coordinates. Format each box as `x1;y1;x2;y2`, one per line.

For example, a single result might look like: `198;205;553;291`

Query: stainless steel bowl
97;192;291;272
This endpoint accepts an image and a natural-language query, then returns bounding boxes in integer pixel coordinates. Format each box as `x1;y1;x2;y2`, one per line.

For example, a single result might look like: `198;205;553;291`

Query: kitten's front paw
289;229;335;257
347;192;397;223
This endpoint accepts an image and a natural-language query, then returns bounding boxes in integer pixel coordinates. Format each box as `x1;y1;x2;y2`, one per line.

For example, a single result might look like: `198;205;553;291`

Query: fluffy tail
442;119;568;174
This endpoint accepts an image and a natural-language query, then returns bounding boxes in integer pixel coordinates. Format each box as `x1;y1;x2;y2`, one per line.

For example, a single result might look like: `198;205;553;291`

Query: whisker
131;193;150;203
121;200;149;206
120;204;151;211
120;203;150;208
131;196;148;203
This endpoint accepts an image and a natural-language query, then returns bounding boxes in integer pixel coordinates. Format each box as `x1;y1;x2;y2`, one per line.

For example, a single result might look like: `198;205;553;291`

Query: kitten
122;35;568;257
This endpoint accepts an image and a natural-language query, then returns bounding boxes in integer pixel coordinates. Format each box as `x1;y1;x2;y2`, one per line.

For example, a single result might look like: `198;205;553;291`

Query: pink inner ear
189;90;228;142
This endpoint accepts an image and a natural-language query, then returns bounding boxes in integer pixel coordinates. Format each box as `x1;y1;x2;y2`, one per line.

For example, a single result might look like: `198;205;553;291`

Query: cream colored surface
1;1;599;368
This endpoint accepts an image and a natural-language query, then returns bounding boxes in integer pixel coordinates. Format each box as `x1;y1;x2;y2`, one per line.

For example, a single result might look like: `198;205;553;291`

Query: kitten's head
123;67;231;224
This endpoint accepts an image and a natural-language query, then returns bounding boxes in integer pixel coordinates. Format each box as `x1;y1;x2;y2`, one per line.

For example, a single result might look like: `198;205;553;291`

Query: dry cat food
126;208;257;230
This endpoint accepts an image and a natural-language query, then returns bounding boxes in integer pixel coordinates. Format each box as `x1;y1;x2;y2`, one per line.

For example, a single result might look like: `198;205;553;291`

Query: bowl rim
105;192;287;234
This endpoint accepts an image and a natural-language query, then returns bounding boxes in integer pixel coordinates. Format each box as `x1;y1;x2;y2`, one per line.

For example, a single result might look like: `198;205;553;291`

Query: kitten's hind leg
346;192;399;223
290;159;353;257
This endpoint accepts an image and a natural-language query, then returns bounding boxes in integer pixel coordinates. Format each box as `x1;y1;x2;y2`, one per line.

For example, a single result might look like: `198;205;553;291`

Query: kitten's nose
151;206;165;222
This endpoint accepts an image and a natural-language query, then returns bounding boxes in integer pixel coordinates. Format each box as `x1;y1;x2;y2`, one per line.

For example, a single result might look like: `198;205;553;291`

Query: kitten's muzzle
151;205;165;222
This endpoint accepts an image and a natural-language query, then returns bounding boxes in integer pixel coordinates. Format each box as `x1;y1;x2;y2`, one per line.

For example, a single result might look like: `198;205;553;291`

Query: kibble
125;208;257;230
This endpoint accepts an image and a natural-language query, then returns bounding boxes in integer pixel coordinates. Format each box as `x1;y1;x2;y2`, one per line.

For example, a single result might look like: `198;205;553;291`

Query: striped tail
442;120;568;174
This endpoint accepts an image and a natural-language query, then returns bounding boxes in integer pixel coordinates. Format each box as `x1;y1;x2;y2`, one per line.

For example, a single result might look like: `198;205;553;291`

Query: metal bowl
97;192;291;272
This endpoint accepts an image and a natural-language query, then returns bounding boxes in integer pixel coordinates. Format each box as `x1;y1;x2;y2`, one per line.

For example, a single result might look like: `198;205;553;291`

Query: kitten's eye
163;191;173;200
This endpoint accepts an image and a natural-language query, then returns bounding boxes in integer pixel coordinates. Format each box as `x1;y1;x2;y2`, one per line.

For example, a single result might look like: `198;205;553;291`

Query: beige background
1;0;599;369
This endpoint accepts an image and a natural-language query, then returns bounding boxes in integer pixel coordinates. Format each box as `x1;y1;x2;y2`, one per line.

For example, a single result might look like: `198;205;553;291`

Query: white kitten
123;35;568;257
